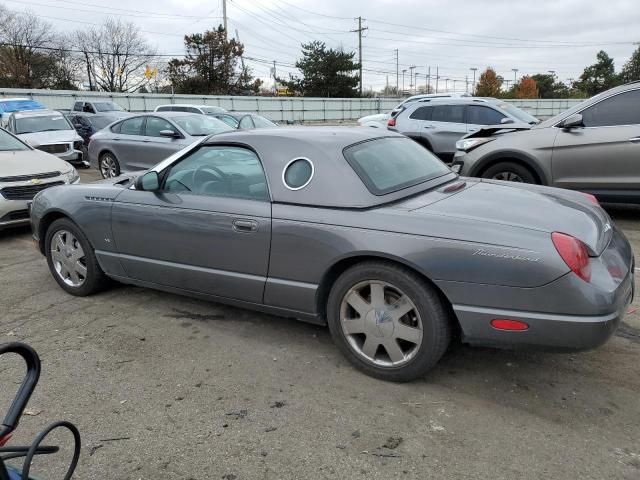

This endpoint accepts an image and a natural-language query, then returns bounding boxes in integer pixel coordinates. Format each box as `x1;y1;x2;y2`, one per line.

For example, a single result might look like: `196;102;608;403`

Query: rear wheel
99;152;120;179
327;261;451;382
45;218;109;296
481;161;537;184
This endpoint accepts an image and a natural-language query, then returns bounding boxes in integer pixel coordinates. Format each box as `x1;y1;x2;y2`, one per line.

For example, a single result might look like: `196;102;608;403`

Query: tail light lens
387;118;396;127
582;192;599;206
552;232;591;282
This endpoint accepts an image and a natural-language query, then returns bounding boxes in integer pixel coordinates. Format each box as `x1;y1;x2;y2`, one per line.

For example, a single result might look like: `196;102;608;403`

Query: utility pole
512;68;519;85
453;79;457;92
235;29;245;71
435;66;439;93
273;60;277;95
351;17;368;97
222;0;228;41
465;75;469;93
402;69;406;95
395;49;399;97
444;78;449;92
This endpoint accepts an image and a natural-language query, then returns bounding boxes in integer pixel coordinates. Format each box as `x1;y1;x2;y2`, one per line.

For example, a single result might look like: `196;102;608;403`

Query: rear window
343;137;451;195
169;114;233;136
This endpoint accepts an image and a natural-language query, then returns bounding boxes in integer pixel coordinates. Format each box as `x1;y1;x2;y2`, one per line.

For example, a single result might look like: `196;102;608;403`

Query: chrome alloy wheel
100;155;118;178
50;230;87;287
491;171;524;182
340;280;423;367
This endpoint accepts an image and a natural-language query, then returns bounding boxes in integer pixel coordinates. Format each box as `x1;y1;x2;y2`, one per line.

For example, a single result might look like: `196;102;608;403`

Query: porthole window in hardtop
283;158;314;190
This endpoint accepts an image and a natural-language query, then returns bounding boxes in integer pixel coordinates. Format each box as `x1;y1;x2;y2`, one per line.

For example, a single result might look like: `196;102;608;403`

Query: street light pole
470;67;477;92
512;68;519;85
444;78;449;92
402;69;407;95
409;66;416;94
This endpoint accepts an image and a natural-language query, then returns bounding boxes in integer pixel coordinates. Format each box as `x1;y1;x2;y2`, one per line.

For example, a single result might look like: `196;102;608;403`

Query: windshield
344;137;451;195
170;114;234;136
251;115;276;128
0;129;29;151
202;106;226;114
15;114;73;134
497;103;539;124
90;116;115;130
94;102;124;112
216;115;239;128
0;100;44;114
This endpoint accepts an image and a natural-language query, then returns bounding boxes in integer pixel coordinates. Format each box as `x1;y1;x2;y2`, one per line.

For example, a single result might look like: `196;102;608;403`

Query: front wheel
481;161;537;183
45;218;109;296
327;261;452;382
99;152;120;179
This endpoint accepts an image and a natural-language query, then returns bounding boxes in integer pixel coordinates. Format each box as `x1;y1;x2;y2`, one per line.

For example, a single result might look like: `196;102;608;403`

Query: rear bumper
454;299;629;351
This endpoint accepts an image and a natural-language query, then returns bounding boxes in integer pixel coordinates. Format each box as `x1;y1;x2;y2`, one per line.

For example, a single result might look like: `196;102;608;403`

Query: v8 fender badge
473;248;541;263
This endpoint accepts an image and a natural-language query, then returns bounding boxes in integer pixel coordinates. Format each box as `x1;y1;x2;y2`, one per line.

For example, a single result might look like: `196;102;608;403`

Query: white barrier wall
0;88;585;121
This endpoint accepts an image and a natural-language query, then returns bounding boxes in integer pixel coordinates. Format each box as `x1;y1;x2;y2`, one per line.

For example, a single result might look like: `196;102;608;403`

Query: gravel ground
1;169;639;479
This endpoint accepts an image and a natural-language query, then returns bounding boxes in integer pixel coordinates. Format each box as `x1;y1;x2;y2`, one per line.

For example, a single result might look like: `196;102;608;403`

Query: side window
163;146;269;201
238;116;254;129
409;106;432;121
110;121;122;133
173;106;188;112
218;115;239;128
189;107;201;114
119;117;144;135
581;90;640;127
156;106;171;112
466;105;506;125
145;117;176;137
73;102;83;111
431;105;465;123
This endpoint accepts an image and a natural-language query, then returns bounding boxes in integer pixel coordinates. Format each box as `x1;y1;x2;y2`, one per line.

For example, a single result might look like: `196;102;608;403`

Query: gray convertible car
30;127;633;381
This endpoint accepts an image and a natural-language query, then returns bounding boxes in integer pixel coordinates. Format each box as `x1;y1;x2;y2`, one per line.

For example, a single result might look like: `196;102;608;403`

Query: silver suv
388;98;538;162
452;81;640;203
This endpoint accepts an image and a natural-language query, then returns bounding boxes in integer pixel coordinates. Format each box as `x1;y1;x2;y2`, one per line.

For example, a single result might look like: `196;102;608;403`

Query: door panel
428;104;467;157
137;116;188;169
552;88;640;192
110;116;146;172
110;144;272;303
552;125;640;190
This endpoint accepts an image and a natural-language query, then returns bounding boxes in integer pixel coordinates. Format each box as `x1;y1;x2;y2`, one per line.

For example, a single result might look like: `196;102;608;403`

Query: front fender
468;149;549;185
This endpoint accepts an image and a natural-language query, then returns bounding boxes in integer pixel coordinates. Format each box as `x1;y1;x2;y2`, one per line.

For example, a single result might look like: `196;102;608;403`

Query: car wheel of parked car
481;161;537;183
45;218;109;296
99;152;120;179
327;261;451;382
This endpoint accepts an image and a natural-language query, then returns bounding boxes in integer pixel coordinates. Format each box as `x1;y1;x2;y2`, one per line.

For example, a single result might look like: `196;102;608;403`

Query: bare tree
0;7;54;88
75;19;156;92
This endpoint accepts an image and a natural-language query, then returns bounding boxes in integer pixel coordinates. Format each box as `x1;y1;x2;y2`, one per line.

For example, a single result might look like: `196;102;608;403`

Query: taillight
551;232;591;282
387;118;396;127
582;192;599;206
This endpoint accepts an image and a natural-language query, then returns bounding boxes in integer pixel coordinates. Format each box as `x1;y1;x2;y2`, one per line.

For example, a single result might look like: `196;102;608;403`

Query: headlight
455;137;495;152
66;167;79;184
450;163;462;173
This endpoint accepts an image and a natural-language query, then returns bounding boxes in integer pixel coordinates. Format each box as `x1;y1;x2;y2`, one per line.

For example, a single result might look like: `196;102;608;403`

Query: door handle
232;219;258;233
423;125;434;129
629;137;640;143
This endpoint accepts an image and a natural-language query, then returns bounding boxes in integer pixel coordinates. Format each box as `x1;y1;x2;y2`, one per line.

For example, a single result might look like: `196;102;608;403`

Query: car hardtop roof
11;109;65;118
200;126;451;209
156;104;224;109
0;97;32;102
204;125;404;145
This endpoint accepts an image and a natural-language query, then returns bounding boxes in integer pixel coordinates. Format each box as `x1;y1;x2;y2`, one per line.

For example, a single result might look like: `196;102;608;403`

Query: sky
4;0;640;92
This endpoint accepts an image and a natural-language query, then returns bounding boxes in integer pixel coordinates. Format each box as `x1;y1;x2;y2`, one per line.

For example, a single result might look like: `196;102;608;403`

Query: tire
327;261;452;382
99;152;120;179
45;218;110;296
481;161;537;184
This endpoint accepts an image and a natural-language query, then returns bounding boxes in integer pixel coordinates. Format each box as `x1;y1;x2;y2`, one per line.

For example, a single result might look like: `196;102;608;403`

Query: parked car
452;81;640;203
31;127;632;382
6;110;87;168
71;101;126;114
154;104;227;115
389;97;539;162
210;112;277;129
0;128;79;230
0;98;45;126
357;93;472;128
88;112;233;178
65;111;133;147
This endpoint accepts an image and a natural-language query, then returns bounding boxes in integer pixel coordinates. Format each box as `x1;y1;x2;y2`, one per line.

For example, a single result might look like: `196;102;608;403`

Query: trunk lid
414;179;612;255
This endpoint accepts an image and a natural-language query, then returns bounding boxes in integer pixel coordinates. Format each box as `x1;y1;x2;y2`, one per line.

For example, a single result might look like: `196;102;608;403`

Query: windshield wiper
38;128;64;132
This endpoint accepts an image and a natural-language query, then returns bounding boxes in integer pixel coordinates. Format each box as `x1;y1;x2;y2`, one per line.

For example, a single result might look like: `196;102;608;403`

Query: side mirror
560;113;583;130
500;118;515;124
159;129;179;138
135;171;160;191
73;123;84;129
